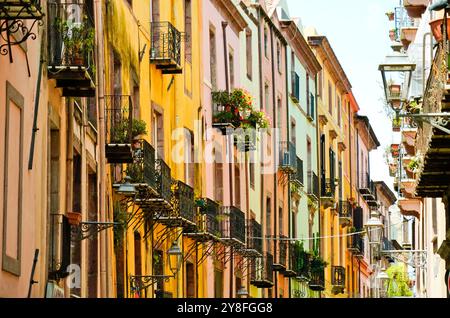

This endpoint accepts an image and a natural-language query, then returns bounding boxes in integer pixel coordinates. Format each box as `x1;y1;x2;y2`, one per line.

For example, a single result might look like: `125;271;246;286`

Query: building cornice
280;20;322;75
308;35;352;93
214;0;248;32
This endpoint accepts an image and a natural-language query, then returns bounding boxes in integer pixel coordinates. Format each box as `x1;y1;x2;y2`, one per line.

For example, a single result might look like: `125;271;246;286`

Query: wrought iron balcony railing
105;95;134;163
291;156;303;186
250;252;274;288
155;158;172;203
331;266;345;289
338;200;352;226
126;139;156;190
169;180;196;227
348;234;364;257
47;2;95;97
279;141;297;174
0;0;43;19
245;219;263;256
309;268;325;291
219;206;246;246
150;21;182;74
188;198;222;240
282;242;299;277
321;177;336;198
273;236;287;271
307;171;320;200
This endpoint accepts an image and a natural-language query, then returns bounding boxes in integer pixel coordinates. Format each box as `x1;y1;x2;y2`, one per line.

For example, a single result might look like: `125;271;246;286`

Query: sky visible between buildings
287;0;399;193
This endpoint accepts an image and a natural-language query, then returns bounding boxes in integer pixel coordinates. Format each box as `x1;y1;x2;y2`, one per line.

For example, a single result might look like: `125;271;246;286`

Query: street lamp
117;176;137;197
364;212;384;245
167;240;183;276
376;268;390;298
379;51;416;112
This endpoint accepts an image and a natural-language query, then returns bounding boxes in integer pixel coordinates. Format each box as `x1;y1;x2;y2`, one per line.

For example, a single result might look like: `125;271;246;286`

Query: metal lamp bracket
71;221;124;241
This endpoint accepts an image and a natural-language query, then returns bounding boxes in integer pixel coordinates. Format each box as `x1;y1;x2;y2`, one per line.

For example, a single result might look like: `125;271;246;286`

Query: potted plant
386;11;395;21
392;117;401;132
406;99;422;114
391;144;400;157
57;17;95;66
388;83;401;98
389;162;398;177
429;17;450;42
389;28;396;41
111;118;147;144
407;156;420;172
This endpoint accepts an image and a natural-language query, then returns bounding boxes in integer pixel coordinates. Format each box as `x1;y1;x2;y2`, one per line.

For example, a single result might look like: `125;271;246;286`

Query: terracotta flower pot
429;17;450;42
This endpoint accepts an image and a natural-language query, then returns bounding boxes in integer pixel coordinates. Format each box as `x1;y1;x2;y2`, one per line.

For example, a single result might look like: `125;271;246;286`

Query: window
209;27;217;90
277;98;282;129
246;29;252;79
184;129;194;187
228;47;234;89
2;82;24;276
278;204;283;235
234;163;241;208
134;232;142;276
264;83;270;112
214;151;223;202
277;41;281;73
112;52;122;96
306;73;310;113
184;0;192;63
264;26;268;58
186;263;195;298
328;81;332;115
152;109;164;159
290;119;296;146
266;196;272;252
87;172;98;298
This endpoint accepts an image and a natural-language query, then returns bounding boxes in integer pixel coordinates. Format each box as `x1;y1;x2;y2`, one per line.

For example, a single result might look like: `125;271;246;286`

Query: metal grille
338;200;352;219
172;180;195;225
331;266;345;287
47;2;95;77
220;206;246;244
127;140;156;189
155;159;172;202
246;219;262;254
105;95;133;144
150;21;181;66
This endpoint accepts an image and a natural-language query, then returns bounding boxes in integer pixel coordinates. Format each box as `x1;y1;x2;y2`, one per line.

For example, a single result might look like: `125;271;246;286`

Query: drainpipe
221;20;234;299
95;0;108;298
285;39;291;299
348;98;354;297
256;6;265;299
315;74;321;299
270;22;278;299
65;100;74;298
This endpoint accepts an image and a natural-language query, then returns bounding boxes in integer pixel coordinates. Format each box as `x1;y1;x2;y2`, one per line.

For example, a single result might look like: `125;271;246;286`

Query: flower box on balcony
392;117;402;132
391;144;400;157
430;17;450;42
404;0;428;18
401;27;418;50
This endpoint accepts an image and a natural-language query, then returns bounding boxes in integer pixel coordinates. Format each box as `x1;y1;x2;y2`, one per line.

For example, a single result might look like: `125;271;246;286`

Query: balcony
282;243;298;278
293;247;312;281
185;198;221;241
250;252;274;288
273;236;287;272
126;139;156;189
242;219;263;257
131;153;173;216
401;178;417;198
416;43;450;198
290;71;300;103
219;206;246;247
400;26;418;50
382;237;395;262
0;0;44;19
159;180;196;228
105;95;134;164
308;268;325;291
359;173;377;207
320;177;336;209
149;21;182;74
347;233;364;257
279;141;297;174
331;266;345;294
397;197;421;219
291;156;304;186
403;0;428;18
47;2;95;97
338;200;352;227
307;171;320;202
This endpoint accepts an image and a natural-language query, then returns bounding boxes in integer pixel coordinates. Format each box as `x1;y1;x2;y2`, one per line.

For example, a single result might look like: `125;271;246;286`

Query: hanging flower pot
429;17;450;42
392;117;401;132
389;29;396;41
386;12;395;21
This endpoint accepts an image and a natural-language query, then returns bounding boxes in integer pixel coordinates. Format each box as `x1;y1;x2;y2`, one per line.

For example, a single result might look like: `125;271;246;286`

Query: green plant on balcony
56;17;95;66
212;88;269;129
407;156;421;172
405;99;422;114
111;118;148;144
391;144;400;158
392;117;401;131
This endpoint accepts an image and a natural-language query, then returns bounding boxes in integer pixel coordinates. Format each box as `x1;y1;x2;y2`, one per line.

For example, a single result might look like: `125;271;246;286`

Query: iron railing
292;156;303;185
105;95;133;144
150;21;181;67
47;2;95;77
0;0;44;19
307;171;320;199
321;178;336;198
246;219;263;255
155;159;172;203
348;234;364;255
382;237;395;251
309;268;325;291
198;198;221;237
331;266;345;287
279;141;297;173
338;200;352;219
274;236;287;270
126;140;156;189
220;206;246;245
171;180;195;225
